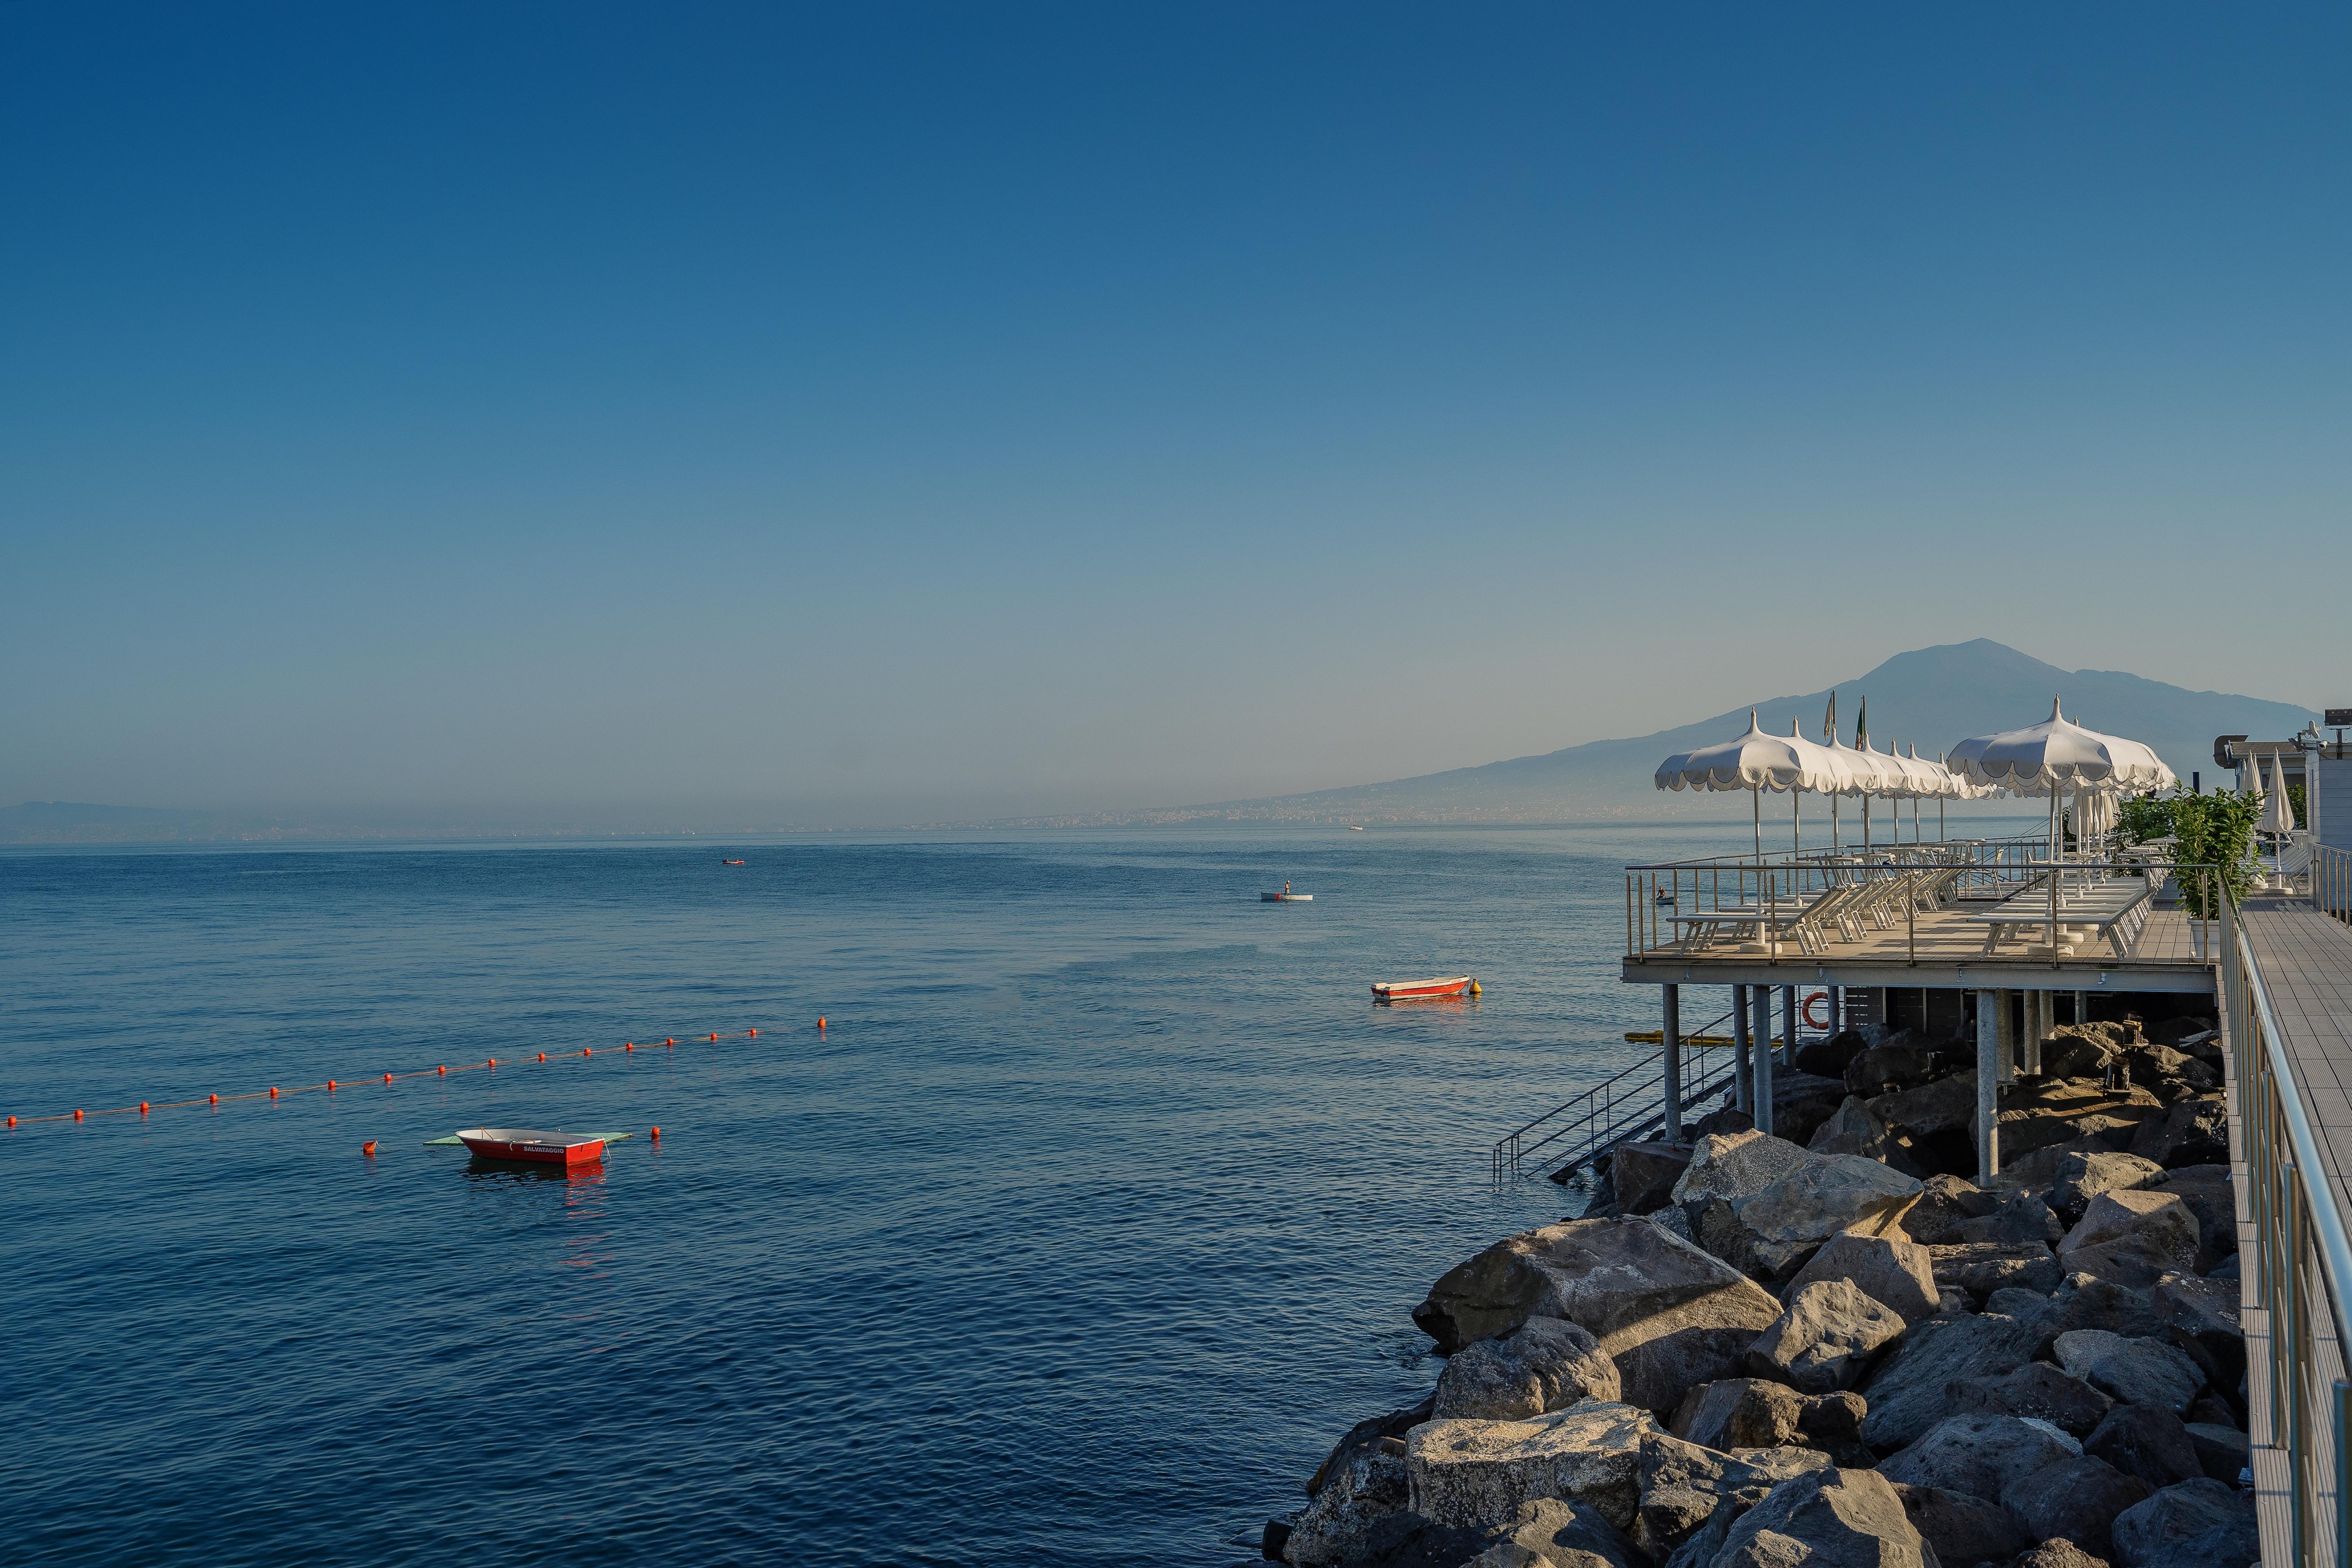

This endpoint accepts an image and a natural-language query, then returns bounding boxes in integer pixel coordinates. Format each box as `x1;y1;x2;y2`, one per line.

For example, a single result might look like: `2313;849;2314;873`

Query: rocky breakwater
1266;1017;2256;1568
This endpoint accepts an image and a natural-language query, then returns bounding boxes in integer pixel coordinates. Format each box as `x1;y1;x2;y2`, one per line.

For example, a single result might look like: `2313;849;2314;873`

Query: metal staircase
1490;1008;1748;1185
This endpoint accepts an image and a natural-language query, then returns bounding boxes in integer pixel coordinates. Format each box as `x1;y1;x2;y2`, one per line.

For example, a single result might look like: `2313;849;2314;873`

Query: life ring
1802;990;1831;1031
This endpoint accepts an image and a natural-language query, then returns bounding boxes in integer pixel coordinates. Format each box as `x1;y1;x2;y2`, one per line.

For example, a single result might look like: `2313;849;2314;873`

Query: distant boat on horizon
721;858;746;866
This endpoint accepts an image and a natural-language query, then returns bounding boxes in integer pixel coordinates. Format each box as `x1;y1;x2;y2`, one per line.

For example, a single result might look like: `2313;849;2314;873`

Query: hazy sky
5;5;2347;825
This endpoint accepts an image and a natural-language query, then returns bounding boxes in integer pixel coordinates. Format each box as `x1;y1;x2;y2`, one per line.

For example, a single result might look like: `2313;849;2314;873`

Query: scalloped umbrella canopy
1894;742;1956;798
1848;737;1909;796
1948;696;2175;790
1654;710;1838;794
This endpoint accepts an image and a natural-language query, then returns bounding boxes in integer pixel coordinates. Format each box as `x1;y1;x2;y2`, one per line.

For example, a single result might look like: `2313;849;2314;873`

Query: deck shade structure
1655;710;1841;860
1848;736;1909;850
1949;696;2178;864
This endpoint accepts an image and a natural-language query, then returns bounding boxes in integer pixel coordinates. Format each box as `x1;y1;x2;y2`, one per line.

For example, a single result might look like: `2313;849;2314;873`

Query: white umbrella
1656;710;1840;858
1849;734;1905;850
1949;696;2177;862
2264;752;2296;875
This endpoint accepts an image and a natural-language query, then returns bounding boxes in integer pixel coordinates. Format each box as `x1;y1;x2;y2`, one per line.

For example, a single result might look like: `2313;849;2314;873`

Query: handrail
2318;842;2352;923
2227;883;2352;1568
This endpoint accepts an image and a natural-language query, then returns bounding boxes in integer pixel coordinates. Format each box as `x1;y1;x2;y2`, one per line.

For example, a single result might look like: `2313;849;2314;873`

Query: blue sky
4;4;2347;825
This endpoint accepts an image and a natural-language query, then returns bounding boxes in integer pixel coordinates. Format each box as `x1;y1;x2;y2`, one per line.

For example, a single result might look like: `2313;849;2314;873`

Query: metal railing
2226;887;2352;1568
1491;1009;1749;1184
2319;843;2352;924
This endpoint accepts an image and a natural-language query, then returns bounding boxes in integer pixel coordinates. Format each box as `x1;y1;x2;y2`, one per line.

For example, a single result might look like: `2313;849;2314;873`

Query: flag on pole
1855;695;1869;747
1822;690;1837;744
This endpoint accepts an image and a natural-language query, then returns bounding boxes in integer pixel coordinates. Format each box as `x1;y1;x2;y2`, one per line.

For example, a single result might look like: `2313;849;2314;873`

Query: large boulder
2039;1275;2170;1341
2147;1166;2236;1270
2084;1339;2205;1415
1902;1174;1999;1244
1927;1241;2062;1298
1808;1096;1923;1175
1747;1280;1907;1394
2182;1422;2250;1485
1477;1496;1647;1568
2058;1191;2199;1286
1309;1396;1437;1496
1667;1378;1810;1450
2127;1096;2229;1169
2109;1478;2259;1568
1946;1190;2064;1246
1405;1401;1656;1531
1857;1311;2046;1452
2151;1273;2245;1390
1433;1318;1622;1421
1875;1411;2076;1501
1845;1045;1942;1097
1942;1360;2114;1437
1673;1130;1815;1209
1996;1078;2165;1161
1611;1143;1691;1217
1998;1134;2142;1196
1999;1455;2154;1561
1631;1431;1828;1563
1411;1218;1785;1413
2043;1021;2131;1080
1720;1157;1924;1279
2049;1151;2165;1222
1866;1071;1978;1140
1891;1482;2033;1567
1785;1231;1940;1323
1285;1442;1412;1564
1710;1467;1935;1568
2015;1543;2114;1568
1772;1071;1857;1150
2084;1405;2203;1489
1797;1029;1872;1080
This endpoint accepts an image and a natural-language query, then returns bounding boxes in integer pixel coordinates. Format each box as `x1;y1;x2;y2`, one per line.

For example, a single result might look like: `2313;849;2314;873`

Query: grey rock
1411;1218;1784;1414
1846;1045;1941;1097
1310;1397;1437;1496
2059;1191;2199;1284
1406;1400;1656;1531
1786;1231;1940;1323
1712;1467;1934;1568
2126;1096;2229;1169
1891;1482;2032;1567
1876;1411;2076;1502
2085;1404;2202;1489
1796;1029;1872;1080
1646;1204;1695;1244
2147;1166;2236;1270
1669;1378;1809;1450
1770;1071;1857;1151
2085;1338;2205;1414
1933;1288;1973;1317
1672;1130;1816;1209
1320;1511;1490;1568
1747;1280;1907;1393
1928;1241;2062;1297
1722;1156;1926;1281
1477;1496;1646;1568
2181;1422;2249;1485
2000;1455;2153;1561
2044;1023;2130;1080
1903;1173;1998;1244
1808;1096;1924;1175
2063;1236;2199;1291
1944;1360;2114;1437
2110;1478;2258;1568
2042;1276;2169;1341
1286;1445;1413;1565
1859;1311;2047;1453
1996;1077;2167;1161
1997;1134;2145;1197
1611;1143;1691;1217
1867;1071;1979;1140
2054;1329;2130;1379
1794;1391;1870;1466
1434;1318;1623;1421
2015;1542;2114;1568
2050;1152;2165;1221
1982;1285;2051;1318
1631;1431;1815;1563
1950;1190;2065;1246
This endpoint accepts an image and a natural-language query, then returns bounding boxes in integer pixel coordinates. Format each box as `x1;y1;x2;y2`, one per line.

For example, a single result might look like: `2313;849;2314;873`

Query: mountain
1033;640;2317;826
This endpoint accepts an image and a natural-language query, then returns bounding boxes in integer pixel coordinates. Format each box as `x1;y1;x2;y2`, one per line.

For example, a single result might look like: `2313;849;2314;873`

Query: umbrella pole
1794;790;1801;854
1753;788;1762;863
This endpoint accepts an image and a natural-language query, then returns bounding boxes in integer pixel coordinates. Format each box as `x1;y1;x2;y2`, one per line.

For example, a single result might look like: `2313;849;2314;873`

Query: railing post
1750;985;1776;1135
1733;985;1752;1115
1661;985;1683;1146
1974;989;2001;1183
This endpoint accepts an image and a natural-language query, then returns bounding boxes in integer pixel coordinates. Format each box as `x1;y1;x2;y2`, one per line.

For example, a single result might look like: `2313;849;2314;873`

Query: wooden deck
1622;901;2218;993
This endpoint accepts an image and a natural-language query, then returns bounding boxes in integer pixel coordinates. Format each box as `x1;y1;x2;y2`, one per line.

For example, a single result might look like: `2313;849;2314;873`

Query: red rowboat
1372;976;1477;1002
455;1128;607;1165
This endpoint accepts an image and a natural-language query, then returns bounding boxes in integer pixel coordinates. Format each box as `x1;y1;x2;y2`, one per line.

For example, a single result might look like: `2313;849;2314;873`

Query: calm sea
0;824;1756;1566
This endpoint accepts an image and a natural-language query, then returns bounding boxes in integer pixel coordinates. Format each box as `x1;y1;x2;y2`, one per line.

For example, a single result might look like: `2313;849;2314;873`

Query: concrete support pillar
1732;985;1753;1114
1975;988;2002;1184
1829;986;1843;1034
2074;990;2089;1028
1662;984;1683;1145
1997;989;2018;1086
2023;991;2045;1077
1751;985;1776;1136
1781;985;1798;1067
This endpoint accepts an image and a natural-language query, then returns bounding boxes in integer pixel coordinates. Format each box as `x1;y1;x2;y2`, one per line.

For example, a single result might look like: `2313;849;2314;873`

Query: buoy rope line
3;1017;832;1131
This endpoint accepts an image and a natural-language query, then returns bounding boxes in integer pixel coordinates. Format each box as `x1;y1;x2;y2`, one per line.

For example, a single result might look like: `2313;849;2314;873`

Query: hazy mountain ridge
1001;639;2317;826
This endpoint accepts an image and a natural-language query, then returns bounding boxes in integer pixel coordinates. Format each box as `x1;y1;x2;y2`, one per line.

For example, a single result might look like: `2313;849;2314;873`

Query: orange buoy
5;1115;15;1127
818;1017;826;1029
625;1042;634;1052
486;1058;497;1068
327;1080;337;1091
209;1093;219;1105
74;1109;85;1121
649;1126;661;1140
538;1052;547;1062
437;1064;446;1075
140;1102;150;1115
710;1032;718;1041
268;1087;279;1098
384;1073;394;1083
584;1047;593;1057
363;1140;377;1157
749;1028;757;1038
665;1037;675;1045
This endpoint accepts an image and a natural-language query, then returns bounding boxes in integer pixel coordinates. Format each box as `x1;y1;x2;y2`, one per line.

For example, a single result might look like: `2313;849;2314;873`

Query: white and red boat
455;1128;607;1165
1371;976;1478;1002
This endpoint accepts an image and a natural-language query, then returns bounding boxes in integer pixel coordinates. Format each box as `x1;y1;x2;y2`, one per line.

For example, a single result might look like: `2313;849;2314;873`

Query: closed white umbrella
1656;710;1841;859
2264;752;2296;878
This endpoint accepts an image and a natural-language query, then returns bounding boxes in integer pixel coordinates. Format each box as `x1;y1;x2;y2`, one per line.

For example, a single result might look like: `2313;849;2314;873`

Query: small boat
1261;891;1314;902
1372;976;1479;1002
1347;825;1365;831
722;858;746;866
455;1128;607;1165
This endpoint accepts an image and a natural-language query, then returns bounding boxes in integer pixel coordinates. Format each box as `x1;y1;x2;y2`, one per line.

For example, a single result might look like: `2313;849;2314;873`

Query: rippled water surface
1;825;1755;1566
